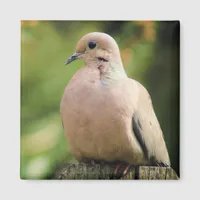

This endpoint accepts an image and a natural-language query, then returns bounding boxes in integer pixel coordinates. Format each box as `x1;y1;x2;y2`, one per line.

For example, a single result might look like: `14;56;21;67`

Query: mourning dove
60;32;170;175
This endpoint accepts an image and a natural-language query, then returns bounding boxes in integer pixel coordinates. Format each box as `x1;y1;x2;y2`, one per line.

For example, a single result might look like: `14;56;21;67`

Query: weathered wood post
53;163;179;180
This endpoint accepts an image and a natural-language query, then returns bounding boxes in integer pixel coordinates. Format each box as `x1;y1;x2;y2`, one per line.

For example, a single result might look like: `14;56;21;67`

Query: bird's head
65;32;123;67
65;32;127;86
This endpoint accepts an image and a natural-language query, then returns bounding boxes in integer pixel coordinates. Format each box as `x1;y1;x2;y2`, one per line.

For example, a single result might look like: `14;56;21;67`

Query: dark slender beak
65;52;82;65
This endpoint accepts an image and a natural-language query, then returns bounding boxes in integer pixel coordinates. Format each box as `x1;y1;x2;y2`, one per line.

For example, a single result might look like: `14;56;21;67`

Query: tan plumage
60;32;170;166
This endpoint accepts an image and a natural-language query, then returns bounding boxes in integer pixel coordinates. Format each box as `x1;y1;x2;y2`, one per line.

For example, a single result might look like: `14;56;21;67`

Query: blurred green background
21;21;180;179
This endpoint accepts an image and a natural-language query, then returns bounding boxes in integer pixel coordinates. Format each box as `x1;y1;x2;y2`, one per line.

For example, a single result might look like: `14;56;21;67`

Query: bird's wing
132;82;170;166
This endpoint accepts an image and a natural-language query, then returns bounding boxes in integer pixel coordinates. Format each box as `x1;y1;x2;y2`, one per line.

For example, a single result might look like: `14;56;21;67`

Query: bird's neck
100;62;127;87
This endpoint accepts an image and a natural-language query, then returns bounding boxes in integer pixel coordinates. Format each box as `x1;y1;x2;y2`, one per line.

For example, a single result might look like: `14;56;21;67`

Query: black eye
88;41;96;49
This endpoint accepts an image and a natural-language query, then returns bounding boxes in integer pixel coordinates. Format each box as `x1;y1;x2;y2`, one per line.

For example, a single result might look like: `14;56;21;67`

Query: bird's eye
88;41;96;49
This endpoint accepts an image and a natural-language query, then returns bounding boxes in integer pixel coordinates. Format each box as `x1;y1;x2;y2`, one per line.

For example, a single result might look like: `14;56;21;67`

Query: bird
60;32;170;176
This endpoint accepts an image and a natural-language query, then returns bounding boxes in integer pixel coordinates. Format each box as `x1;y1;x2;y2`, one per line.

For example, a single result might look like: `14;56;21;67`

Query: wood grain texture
53;163;179;180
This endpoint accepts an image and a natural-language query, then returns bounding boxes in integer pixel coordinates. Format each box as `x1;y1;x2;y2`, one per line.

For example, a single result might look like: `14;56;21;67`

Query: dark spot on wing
138;120;142;129
132;114;149;160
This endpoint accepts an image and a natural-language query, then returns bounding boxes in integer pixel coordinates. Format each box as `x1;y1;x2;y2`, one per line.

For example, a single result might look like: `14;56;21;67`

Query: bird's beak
65;52;82;65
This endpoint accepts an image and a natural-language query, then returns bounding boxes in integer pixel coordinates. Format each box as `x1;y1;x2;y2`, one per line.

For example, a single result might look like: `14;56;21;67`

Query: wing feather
132;83;170;166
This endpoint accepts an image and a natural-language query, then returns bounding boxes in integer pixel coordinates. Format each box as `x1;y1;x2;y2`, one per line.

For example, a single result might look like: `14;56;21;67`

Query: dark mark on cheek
97;57;108;62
